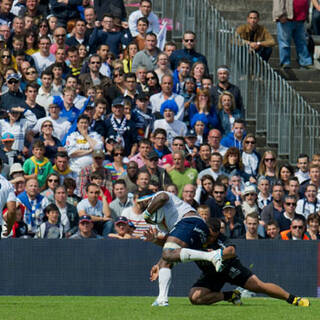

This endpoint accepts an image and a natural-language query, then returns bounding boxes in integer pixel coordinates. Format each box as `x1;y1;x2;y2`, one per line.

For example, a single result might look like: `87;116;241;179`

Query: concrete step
210;0;273;11
288;81;320;91
275;67;320;81
299;91;320;103
220;10;271;22
269;57;300;69
271;45;298;60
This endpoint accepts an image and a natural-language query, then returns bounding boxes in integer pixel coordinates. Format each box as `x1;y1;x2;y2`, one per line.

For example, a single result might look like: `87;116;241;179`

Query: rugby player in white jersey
0;167;17;237
138;190;223;306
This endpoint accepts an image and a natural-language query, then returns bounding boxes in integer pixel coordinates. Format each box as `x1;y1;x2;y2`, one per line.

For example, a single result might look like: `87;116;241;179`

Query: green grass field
1;296;319;320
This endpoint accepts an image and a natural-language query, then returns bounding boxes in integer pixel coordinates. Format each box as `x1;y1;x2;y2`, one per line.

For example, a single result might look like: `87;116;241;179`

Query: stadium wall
1;239;319;297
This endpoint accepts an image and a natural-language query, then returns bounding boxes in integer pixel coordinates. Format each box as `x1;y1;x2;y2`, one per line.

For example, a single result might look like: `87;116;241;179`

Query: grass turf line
1;296;318;320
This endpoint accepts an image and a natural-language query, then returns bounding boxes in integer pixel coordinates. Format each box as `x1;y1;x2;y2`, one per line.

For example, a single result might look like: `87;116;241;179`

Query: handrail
154;0;320;163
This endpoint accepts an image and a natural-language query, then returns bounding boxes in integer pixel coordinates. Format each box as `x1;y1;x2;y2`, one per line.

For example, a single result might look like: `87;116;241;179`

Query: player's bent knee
162;242;181;262
188;288;203;305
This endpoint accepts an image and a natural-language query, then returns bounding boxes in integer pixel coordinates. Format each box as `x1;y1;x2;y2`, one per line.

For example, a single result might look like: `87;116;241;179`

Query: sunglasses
114;153;124;156
91;61;101;65
264;158;275;162
48;179;59;183
2;55;10;58
149;158;158;162
147;76;156;80
114;73;123;77
245;141;255;144
214;191;224;194
26;71;36;75
292;225;303;230
43;124;53;128
246;193;256;196
8;80;18;84
55;34;66;37
184;39;194;42
285;202;296;206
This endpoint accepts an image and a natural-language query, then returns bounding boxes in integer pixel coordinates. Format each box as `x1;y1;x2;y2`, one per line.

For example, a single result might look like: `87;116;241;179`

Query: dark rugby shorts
169;217;209;249
192;260;253;292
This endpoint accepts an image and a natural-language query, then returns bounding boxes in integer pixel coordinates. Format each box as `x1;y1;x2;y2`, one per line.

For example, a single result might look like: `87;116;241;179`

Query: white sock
157;268;171;302
180;248;212;263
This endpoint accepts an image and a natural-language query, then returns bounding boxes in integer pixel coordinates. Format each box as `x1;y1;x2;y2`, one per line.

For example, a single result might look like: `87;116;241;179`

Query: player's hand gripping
150;264;159;282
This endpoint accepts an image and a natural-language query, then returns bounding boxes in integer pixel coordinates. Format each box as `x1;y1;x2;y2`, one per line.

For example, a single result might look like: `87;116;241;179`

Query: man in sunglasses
169;31;208;71
281;216;310;240
0;73;26;113
275;195;304;232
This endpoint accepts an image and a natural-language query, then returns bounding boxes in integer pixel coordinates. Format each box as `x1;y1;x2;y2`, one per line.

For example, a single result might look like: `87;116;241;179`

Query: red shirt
293;0;309;21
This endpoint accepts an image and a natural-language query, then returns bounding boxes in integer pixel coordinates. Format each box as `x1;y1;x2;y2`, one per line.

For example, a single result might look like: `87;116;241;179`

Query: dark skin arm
144;192;169;224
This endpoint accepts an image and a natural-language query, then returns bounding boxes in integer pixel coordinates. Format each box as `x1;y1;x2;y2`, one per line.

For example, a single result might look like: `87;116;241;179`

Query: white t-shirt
77;198;103;217
32;52;56;73
153;119;187;146
66;131;104;174
122;206;151;238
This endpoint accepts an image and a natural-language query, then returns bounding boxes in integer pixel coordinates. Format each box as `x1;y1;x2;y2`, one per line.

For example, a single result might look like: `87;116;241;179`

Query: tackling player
139;190;223;306
188;218;310;307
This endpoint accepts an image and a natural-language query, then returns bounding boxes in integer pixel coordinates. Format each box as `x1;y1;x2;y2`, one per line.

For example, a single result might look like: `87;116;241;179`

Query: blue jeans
312;8;320;35
277;21;312;66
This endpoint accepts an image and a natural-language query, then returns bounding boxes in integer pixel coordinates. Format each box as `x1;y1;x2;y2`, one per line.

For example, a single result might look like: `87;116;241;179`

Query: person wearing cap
77;183;112;237
184;129;198;160
222;201;246;239
0;73;26;112
140;150;172;190
210;65;244;115
78;149;112;198
108;216;136;239
131;92;154;140
153;99;187;147
0;132;22;173
70;215;103;239
241;184;259;217
65;114;104;175
150;75;185;122
104;96;138;157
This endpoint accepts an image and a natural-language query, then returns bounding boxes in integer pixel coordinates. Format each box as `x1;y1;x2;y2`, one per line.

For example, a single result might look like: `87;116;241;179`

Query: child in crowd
23;140;53;188
35;204;64;239
197;204;210;222
63;178;81;207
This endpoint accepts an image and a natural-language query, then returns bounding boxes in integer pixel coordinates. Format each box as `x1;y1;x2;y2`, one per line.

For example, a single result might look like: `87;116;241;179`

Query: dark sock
286;294;295;304
223;291;234;301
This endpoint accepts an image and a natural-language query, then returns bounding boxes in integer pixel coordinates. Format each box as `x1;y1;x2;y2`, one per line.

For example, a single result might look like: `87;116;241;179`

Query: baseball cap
147;150;159;160
9;163;24;176
79;215;92;223
186;129;196;138
223;201;235;210
115;216;129;225
6;73;21;82
1;132;14;142
92;150;105;158
242;184;257;197
112;97;125;107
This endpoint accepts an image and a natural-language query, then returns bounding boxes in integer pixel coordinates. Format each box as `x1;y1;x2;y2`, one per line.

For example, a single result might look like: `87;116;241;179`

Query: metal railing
154;0;320;163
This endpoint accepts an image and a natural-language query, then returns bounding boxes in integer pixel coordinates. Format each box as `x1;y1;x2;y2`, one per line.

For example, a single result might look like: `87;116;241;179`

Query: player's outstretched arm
143;227;167;246
147;192;169;213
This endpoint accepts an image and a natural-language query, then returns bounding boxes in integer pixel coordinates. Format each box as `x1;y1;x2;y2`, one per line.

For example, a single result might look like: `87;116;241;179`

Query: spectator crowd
0;0;319;241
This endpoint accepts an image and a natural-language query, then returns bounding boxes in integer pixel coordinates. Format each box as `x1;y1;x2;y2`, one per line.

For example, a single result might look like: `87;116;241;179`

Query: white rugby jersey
154;191;196;233
0;175;16;225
